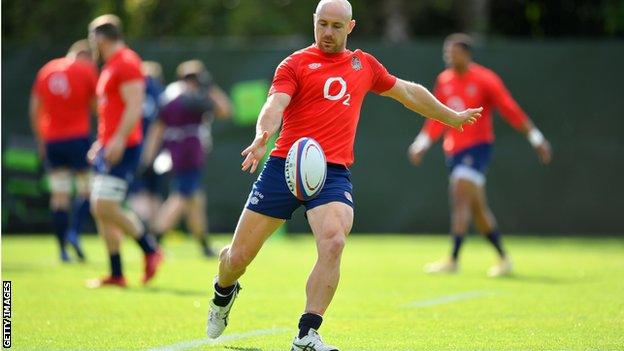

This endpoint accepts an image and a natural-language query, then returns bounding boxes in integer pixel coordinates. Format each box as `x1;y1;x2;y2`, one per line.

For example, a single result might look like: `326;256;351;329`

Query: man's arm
207;85;233;119
28;93;45;158
104;79;145;165
381;78;481;131
489;74;552;164
140;119;165;167
240;92;291;173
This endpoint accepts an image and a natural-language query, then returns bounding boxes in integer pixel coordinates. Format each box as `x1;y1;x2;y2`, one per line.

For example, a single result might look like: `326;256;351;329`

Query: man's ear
348;19;356;34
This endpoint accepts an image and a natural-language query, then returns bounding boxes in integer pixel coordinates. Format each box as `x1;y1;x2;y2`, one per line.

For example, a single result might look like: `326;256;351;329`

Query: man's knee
223;246;254;272
50;193;71;210
90;199;117;220
318;231;347;260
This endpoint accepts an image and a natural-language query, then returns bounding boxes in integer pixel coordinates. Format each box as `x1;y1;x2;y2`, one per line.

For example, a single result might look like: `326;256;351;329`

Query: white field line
406;290;494;308
147;327;291;351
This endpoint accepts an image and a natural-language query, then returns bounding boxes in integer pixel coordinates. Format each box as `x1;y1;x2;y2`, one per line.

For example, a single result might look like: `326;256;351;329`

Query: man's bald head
313;0;355;53
315;0;352;20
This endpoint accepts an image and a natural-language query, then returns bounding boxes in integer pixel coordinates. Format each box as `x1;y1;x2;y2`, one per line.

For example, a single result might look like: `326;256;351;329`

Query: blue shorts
447;143;492;185
172;169;203;197
45;137;90;171
94;145;141;183
128;166;165;196
245;156;354;220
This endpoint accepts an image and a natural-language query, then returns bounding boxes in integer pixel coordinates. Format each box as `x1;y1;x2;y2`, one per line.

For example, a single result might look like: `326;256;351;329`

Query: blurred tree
2;0;623;44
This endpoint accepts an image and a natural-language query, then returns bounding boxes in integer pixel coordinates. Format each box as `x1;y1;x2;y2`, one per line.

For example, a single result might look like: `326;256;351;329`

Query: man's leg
90;171;162;285
48;169;72;262
449;178;475;261
425;177;475;274
151;194;188;243
186;191;213;256
298;202;353;338
217;209;284;288
67;170;91;260
206;208;284;339
471;185;512;276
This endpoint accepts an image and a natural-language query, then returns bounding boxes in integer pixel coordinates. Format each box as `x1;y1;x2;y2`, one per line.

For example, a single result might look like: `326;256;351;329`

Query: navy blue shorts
172;168;203;197
94;145;141;183
447;143;493;174
246;156;354;220
446;143;492;186
45;137;90;171
128;166;165;195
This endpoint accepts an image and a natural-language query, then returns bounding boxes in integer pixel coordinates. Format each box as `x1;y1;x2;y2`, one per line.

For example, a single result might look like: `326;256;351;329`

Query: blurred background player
141;60;232;257
127;61;166;229
86;14;162;288
29;39;97;262
408;33;552;277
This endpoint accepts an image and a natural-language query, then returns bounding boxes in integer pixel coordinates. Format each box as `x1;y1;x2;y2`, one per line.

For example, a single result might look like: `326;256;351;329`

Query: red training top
422;63;529;155
32;57;98;142
269;44;397;167
96;47;144;147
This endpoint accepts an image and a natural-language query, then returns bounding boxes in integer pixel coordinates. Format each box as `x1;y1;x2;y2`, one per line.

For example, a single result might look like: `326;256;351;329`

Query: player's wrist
527;128;545;148
412;133;432;151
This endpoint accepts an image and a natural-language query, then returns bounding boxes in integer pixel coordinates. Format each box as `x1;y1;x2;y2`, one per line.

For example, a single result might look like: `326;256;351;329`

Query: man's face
314;6;355;53
88;31;103;62
443;43;471;69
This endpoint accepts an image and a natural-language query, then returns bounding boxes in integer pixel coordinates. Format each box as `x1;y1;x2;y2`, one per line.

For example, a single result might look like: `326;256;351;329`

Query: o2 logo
48;72;70;98
323;77;350;106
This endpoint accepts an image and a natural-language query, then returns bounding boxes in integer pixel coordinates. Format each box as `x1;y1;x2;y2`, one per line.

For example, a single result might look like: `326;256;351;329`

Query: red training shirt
422;63;529;156
269;44;397;167
96;47;144;147
32;57;98;142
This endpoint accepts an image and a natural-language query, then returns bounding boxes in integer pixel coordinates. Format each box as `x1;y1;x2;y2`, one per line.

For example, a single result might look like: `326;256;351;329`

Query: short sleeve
268;55;298;96
364;53;397;94
32;68;45;96
116;60;144;85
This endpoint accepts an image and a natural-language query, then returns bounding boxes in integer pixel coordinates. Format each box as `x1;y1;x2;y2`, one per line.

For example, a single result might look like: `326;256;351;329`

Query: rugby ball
285;137;327;201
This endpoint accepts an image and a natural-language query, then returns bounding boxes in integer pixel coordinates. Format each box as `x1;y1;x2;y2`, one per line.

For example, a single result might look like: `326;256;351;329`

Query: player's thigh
74;170;92;197
48;168;72;207
449;178;475;208
229;209;285;261
185;192;206;222
307;201;354;242
153;194;188;230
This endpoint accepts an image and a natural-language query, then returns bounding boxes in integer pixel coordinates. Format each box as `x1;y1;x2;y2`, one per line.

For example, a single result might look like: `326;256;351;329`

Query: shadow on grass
129;286;207;297
496;273;578;285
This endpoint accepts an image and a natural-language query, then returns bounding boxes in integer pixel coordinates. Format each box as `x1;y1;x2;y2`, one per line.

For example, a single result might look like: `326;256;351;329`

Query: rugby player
30;39;97;262
87;14;162;288
408;33;552;277
205;1;481;349
141;60;232;257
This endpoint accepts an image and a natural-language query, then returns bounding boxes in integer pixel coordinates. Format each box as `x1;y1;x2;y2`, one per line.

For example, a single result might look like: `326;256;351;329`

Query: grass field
2;233;623;350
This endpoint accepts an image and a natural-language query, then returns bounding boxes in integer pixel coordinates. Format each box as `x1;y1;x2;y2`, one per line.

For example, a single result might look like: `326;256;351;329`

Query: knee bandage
48;170;72;193
450;165;486;187
75;172;92;195
90;174;128;202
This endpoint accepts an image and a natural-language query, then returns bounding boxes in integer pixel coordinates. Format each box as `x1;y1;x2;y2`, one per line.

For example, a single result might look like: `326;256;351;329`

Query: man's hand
535;140;552;165
408;144;427;166
450;107;482;131
87;141;102;165
241;131;270;173
407;133;432;166
104;135;127;166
